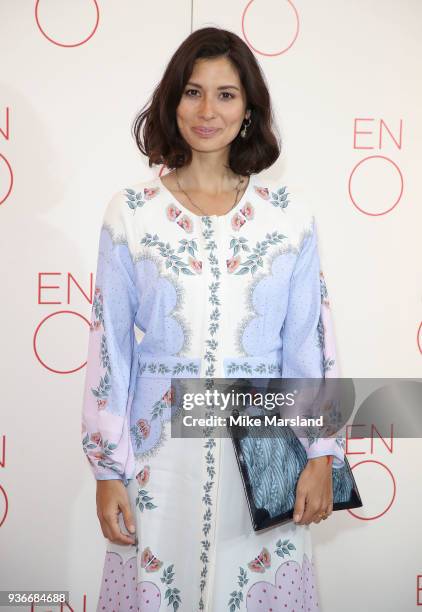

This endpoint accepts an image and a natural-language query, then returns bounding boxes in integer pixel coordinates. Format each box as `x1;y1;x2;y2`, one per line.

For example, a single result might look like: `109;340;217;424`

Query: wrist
308;455;334;467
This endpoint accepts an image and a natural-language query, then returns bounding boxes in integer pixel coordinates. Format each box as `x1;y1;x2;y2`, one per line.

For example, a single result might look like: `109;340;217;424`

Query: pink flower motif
163;388;175;405
231;213;246;231
176;214;193;233
166;204;182;221
94;287;101;295
136;465;150;486
92;450;104;459
240;202;254;219
188;257;202;273
254;186;270;199
97;398;107;410
144;187;159;200
227;256;241;273
137;419;151;439
91;432;102;445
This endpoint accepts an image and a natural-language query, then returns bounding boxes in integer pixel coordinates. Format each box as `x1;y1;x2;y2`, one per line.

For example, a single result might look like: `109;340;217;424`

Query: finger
304;501;325;525
100;518;113;541
293;491;306;524
96;509;112;540
121;503;136;537
104;512;136;546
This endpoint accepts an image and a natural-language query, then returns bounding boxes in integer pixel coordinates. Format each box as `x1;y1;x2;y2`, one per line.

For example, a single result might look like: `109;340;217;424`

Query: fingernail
129;525;136;533
294;514;300;523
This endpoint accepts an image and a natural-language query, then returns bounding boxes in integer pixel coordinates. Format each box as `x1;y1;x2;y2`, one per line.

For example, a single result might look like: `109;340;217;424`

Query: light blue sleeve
281;216;345;468
81;192;140;484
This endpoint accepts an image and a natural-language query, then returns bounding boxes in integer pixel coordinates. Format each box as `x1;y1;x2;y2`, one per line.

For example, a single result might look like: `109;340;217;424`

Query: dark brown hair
132;27;281;176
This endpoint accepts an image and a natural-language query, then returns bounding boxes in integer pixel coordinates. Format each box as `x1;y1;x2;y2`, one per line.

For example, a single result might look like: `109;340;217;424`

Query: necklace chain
175;168;245;217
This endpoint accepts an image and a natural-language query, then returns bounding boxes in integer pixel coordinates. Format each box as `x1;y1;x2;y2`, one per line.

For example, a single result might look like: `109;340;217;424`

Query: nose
198;95;216;118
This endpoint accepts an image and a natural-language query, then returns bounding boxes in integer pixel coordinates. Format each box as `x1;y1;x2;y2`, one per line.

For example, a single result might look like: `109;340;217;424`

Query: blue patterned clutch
227;411;363;531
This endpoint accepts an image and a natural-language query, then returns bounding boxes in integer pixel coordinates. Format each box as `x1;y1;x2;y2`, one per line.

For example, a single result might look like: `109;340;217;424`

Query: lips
192;127;219;135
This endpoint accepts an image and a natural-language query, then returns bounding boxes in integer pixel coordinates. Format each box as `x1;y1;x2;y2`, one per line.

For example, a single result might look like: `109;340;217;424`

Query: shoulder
102;177;162;225
252;173;315;231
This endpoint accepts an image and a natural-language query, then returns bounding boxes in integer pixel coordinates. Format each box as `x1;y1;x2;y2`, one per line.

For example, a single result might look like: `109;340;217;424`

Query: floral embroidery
88;287;112;409
231;212;246;231
226;361;282;376
124;186;158;214
140;233;203;275
227;543;300;611
318;270;336;374
198;216;220;610
226;255;241;273
165;203;194;233
240;201;254;219
82;433;122;475
130;418;151;451
199;434;216;610
270;186;290;211
176;214;193;233
275;538;297;559
136;464;150;486
254;186;270;199
336;436;346;449
166;203;182;221
90;286;104;328
248;547;271;573
141;547;163;572
161;564;182;610
250;181;294;214
227;231;287;275
320;270;329;304
178;238;202;273
201;217;221;377
138;360;200;376
91;372;111;409
231;202;255;231
135;464;157;512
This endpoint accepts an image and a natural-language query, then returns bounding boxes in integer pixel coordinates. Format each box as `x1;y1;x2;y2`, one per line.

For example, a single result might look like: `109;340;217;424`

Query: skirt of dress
96;420;320;612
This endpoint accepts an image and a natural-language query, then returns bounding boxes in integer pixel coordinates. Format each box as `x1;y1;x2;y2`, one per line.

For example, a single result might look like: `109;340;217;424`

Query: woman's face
176;56;250;154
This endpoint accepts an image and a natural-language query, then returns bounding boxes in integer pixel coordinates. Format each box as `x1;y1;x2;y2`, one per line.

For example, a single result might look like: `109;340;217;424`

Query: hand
96;480;137;546
293;456;333;526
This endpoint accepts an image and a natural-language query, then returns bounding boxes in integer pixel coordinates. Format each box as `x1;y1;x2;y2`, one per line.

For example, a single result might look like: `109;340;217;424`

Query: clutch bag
227;410;363;532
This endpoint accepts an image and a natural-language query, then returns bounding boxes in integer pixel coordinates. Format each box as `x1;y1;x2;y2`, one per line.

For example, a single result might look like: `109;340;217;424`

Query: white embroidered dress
81;172;345;612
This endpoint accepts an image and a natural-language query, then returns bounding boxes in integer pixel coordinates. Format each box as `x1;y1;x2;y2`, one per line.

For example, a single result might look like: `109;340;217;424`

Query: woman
81;26;345;611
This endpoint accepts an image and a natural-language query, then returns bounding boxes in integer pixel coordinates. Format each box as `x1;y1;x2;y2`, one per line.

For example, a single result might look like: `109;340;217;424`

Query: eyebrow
186;81;240;91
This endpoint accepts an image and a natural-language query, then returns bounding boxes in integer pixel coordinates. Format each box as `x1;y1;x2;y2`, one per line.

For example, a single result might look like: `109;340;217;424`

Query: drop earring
240;116;252;138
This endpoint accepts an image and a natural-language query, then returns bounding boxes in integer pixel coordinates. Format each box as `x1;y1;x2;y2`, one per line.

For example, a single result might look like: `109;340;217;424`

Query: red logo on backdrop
35;272;94;373
34;311;91;374
347;459;396;521
348;155;403;216
346;424;396;520
35;0;100;47
417;322;422;355
0;436;8;528
241;0;299;56
351;119;404;215
0;107;13;206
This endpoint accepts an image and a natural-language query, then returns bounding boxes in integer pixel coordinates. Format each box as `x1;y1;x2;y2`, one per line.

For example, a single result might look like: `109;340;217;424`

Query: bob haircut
132;26;281;176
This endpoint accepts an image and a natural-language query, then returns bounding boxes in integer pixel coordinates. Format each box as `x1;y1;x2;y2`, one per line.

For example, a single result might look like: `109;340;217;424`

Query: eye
221;92;235;100
183;89;235;100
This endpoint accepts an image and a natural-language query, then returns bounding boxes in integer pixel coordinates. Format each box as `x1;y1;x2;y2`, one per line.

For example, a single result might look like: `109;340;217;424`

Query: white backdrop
1;1;421;610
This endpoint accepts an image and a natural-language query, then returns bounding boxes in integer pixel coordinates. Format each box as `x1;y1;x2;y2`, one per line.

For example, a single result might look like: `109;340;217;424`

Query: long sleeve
81;191;139;485
281;213;345;468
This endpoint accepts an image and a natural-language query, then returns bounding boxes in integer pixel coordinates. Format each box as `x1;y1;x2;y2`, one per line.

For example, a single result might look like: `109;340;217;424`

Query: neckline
157;173;254;219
